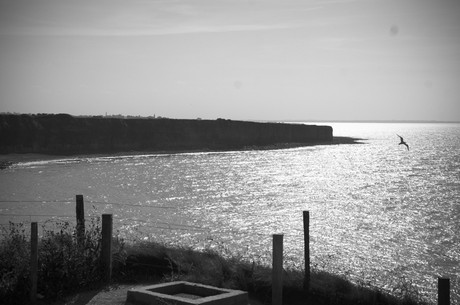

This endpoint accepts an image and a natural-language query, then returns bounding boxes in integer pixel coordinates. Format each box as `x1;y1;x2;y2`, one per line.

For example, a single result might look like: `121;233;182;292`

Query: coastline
0;115;333;156
0;136;363;169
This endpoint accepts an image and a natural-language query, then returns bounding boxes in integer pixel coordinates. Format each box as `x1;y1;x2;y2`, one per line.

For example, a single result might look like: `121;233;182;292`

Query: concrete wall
0;114;332;155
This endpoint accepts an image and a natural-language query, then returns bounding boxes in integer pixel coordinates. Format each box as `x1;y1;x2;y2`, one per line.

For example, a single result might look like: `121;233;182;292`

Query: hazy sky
1;0;459;121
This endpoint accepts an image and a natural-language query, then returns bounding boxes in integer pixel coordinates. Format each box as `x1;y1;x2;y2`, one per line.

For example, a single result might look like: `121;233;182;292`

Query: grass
0;221;429;305
119;241;428;305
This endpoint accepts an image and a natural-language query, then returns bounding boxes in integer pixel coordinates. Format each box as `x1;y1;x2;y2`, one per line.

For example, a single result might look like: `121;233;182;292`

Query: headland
0;114;334;156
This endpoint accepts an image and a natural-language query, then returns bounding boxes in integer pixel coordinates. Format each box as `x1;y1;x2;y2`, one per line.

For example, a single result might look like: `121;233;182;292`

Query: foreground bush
0;218;126;304
38;219;104;300
0;223;30;304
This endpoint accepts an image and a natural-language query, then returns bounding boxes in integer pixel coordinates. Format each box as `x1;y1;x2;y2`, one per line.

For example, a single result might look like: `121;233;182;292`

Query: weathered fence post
272;234;283;305
76;195;85;243
30;222;38;304
438;277;450;305
101;214;113;283
303;211;310;291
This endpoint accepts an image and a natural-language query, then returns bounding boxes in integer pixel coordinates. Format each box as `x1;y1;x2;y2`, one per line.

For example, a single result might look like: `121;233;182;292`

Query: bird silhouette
397;134;409;150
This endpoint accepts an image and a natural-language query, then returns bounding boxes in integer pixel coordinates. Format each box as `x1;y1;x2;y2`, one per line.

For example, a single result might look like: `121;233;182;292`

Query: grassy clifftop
0;221;426;305
0;114;332;155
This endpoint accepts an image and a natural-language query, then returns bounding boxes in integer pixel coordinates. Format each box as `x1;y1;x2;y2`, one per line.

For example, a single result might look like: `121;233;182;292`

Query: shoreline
0;137;363;169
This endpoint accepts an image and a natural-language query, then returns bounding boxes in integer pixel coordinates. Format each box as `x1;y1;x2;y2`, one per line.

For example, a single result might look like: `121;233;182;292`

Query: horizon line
1;113;459;124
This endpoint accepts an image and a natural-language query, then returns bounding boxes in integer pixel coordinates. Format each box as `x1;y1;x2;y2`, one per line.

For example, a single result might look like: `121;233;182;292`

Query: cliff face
0;114;332;155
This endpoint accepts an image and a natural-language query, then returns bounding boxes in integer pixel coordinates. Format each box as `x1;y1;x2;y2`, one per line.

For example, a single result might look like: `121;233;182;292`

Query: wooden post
76;195;85;244
101;214;113;283
272;234;283;305
30;222;38;304
438;277;450;305
303;211;310;291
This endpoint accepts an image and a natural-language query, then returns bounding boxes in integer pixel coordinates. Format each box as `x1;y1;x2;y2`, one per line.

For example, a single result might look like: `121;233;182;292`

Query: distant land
280;119;460;124
0;113;336;156
2;113;458;124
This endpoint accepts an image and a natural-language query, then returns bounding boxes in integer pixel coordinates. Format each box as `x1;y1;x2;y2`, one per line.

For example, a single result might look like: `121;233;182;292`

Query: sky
0;0;459;121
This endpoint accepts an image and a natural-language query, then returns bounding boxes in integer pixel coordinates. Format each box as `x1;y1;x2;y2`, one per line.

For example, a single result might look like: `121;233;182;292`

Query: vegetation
0;221;429;305
0;219;119;304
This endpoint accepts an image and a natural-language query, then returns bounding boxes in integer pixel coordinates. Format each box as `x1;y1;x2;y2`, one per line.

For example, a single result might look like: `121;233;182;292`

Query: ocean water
0;122;459;303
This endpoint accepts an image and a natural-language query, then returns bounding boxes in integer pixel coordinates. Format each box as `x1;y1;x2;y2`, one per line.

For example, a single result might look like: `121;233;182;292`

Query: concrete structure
127;281;248;305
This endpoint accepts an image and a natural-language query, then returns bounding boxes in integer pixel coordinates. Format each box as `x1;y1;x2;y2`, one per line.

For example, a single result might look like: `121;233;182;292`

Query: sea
0;122;459;303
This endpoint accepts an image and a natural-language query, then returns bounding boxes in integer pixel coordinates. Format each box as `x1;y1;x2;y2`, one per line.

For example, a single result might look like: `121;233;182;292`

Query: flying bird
397;134;409;150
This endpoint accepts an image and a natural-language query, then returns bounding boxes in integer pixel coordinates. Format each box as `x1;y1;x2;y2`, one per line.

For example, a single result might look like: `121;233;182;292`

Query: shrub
0;217;126;304
0;223;30;304
38;218;103;300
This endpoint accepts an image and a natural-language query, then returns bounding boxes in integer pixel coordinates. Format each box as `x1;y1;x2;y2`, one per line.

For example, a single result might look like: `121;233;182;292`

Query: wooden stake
76;195;85;244
101;214;113;283
30;222;38;304
438;277;450;305
303;211;310;291
272;234;283;305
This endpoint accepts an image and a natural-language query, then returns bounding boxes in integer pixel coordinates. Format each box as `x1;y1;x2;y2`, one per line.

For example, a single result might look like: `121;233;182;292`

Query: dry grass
118;240;428;305
1;222;429;305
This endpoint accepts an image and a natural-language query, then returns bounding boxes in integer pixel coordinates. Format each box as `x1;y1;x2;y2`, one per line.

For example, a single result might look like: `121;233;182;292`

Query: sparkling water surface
1;122;459;303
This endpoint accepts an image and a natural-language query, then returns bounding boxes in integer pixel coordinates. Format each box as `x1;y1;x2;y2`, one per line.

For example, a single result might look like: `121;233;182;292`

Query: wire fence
0;196;300;264
1;196;454;277
0;196;434;266
0;197;235;248
0;195;383;270
0;195;303;264
0;197;297;238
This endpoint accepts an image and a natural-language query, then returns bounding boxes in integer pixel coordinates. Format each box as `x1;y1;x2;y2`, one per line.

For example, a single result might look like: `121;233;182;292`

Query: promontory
0;114;333;155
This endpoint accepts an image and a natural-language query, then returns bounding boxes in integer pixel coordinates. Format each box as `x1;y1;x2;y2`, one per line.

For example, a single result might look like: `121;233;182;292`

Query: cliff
0;114;333;155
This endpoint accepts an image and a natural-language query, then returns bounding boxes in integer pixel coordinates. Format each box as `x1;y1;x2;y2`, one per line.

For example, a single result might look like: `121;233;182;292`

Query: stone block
127;281;248;305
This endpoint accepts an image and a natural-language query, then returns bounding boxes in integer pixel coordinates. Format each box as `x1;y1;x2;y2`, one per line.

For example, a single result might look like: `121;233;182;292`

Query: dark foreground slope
0;114;332;155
